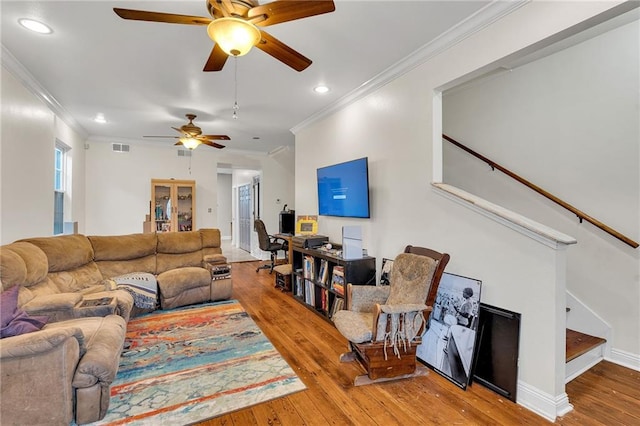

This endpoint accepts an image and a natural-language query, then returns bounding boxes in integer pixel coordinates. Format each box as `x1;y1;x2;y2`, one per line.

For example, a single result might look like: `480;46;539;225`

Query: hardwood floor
198;261;640;425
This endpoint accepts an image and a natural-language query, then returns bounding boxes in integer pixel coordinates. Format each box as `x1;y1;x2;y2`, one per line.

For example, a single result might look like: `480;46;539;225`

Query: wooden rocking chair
332;245;450;385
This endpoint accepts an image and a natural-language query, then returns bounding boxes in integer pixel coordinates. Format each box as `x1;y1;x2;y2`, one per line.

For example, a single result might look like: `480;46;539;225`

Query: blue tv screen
317;157;370;218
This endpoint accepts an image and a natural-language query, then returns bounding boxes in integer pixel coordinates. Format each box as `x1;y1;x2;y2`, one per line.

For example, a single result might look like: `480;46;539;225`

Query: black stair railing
443;134;638;249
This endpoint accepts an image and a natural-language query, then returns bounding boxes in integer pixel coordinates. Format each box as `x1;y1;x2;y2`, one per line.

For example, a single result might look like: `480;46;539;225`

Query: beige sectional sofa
0;229;232;425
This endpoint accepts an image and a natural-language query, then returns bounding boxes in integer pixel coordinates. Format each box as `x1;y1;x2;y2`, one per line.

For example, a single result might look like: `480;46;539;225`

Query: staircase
566;328;606;382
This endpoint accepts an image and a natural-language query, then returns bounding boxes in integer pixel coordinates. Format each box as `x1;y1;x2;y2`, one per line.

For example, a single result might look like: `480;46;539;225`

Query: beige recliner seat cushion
157;267;211;310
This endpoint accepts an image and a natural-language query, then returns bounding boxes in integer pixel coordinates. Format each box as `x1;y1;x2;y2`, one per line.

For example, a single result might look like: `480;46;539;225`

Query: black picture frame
471;303;521;402
416;272;482;389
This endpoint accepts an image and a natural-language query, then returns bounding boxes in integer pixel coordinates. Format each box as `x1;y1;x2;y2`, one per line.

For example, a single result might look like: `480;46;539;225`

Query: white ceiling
1;1;493;154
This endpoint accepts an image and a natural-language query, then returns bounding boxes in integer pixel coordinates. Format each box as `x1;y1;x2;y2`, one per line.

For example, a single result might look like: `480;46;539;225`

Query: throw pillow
0;285;48;338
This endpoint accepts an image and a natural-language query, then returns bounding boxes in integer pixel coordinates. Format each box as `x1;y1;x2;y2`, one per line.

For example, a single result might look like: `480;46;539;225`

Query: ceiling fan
144;114;230;150
113;0;336;72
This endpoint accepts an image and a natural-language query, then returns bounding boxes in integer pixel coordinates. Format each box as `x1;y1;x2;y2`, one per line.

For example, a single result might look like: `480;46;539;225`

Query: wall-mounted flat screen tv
317;157;370;218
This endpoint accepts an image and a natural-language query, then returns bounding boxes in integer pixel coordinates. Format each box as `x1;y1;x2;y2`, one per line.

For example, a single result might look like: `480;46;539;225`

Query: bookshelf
291;246;376;321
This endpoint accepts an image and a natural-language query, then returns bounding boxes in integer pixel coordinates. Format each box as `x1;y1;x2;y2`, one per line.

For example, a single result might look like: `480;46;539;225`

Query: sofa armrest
1;327;84;425
347;284;389;312
71;315;126;389
0;326;84;359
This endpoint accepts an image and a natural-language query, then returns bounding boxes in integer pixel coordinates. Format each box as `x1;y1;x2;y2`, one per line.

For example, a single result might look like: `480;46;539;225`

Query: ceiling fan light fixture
181;137;201;150
207;17;261;57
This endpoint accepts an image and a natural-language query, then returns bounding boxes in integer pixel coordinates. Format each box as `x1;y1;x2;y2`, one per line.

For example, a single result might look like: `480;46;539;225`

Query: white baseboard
607;348;640;371
517;381;573;422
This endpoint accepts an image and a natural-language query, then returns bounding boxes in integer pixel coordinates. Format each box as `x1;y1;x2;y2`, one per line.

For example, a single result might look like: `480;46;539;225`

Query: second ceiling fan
145;114;230;150
114;0;336;72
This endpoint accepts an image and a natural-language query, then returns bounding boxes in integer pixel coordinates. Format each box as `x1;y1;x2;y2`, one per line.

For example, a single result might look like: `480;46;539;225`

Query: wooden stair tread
566;328;606;362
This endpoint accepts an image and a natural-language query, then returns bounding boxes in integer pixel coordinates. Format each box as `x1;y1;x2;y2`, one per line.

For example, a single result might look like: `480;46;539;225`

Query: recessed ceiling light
314;85;330;94
18;18;52;34
252;136;260;140
94;113;107;124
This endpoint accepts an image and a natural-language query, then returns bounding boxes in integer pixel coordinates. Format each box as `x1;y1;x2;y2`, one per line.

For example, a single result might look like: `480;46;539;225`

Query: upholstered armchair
332;245;449;385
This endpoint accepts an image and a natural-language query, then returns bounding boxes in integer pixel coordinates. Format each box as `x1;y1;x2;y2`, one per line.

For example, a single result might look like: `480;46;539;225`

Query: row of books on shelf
293;275;345;317
302;257;345;292
331;265;344;295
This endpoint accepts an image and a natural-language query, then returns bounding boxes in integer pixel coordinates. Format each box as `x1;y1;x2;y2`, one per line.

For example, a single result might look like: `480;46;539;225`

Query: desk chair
254;219;288;273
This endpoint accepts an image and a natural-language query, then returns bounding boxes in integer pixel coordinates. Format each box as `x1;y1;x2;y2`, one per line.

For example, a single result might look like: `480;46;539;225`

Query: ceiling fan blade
248;1;335;27
200;140;226;149
255;31;312;72
199;135;231;141
144;135;179;139
172;126;188;135
113;8;212;26
204;44;229;72
174;140;184;146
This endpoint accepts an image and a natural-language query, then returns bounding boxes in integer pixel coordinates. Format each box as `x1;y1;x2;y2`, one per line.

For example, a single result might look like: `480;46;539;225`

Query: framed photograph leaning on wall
379;258;394;286
416;272;482;389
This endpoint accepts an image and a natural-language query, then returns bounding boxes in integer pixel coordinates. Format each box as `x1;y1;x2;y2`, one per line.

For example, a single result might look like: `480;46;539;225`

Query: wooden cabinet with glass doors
151;179;195;232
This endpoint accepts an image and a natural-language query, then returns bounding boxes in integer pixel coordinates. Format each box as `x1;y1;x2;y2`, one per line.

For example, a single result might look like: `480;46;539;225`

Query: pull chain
233;57;239;120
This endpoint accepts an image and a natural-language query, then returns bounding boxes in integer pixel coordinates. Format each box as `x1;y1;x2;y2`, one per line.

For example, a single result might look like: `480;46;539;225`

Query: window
54;142;69;234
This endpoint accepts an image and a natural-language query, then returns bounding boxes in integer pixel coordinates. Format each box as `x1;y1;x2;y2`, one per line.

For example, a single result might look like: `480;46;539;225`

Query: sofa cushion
94;255;157;279
0;242;48;289
156;251;203;274
157;231;202;254
89;233;157;261
200;228;221;247
20;235;94;273
0;285;48;338
156;267;211;299
46;262;104;293
0;249;26;291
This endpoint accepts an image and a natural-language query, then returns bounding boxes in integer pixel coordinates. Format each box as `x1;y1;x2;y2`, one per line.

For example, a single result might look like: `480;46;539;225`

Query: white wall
217;172;232;238
84;140;295;237
1;67;87;243
293;1;633;420
443;17;639;359
84;140;219;235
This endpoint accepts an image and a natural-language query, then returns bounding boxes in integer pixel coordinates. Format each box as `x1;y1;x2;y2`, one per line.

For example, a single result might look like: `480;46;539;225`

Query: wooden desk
275;233;293;262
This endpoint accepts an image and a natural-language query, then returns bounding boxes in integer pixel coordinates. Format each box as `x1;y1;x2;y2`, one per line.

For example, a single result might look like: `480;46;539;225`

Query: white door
238;183;251;252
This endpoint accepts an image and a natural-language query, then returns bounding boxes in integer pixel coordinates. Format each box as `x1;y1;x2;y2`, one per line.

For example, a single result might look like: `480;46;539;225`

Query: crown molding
291;0;529;134
1;44;89;139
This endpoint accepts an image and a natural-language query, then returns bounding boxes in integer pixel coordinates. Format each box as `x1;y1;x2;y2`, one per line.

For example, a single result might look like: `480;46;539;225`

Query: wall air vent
112;143;130;153
178;149;192;157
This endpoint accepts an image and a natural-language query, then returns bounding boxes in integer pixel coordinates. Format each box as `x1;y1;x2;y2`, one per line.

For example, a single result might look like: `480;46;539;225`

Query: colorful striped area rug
94;300;306;425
